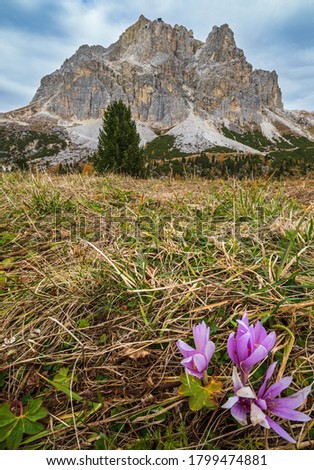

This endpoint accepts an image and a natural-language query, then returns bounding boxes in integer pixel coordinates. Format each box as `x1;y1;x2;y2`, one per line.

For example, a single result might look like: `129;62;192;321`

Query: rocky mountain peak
3;16;295;153
202;23;244;63
64;44;107;68
107;16;200;62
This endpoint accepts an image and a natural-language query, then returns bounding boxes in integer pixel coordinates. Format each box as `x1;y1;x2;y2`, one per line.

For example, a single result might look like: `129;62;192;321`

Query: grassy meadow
0;172;313;450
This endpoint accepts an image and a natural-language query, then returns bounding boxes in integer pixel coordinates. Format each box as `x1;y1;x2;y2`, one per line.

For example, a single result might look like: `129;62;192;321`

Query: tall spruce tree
94;100;146;177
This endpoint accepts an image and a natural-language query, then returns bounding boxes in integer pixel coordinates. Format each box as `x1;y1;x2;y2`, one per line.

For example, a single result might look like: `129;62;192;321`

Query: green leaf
24;398;48;421
78;319;90;329
24;398;43;416
22;402;102;445
94;435;106;450
99;334;108;345
6;419;24;449
38;372;82;402
2;258;14;267
0;399;48;448
26;407;48;422
53;367;72;388
178;374;222;411
0;423;13;443
0;403;16;426
23;419;45;435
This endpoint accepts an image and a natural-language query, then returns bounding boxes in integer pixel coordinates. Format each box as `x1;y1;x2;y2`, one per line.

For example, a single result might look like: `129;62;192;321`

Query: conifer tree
94;100;145;177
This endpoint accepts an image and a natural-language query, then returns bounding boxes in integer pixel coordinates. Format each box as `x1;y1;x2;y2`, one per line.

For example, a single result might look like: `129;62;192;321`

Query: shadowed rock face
30;16;283;129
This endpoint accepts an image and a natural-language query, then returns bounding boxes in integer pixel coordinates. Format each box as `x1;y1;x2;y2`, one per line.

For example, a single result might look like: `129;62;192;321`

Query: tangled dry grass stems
0;172;313;449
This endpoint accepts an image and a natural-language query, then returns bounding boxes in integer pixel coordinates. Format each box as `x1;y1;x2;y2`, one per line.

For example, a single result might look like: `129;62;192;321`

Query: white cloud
55;0;122;45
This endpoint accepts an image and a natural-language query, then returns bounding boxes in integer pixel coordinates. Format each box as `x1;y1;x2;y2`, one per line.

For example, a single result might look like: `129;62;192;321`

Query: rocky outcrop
30;16;283;130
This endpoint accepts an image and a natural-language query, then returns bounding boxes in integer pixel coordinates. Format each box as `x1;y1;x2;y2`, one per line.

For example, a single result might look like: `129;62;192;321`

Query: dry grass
0;172;313;450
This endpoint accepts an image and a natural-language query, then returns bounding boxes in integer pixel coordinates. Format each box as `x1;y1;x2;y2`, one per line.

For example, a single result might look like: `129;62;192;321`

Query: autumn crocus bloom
222;363;311;443
227;314;276;383
254;362;312;443
221;367;257;425
177;321;215;379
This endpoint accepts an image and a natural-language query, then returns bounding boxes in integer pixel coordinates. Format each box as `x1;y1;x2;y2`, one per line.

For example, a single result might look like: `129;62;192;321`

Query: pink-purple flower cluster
222;363;311;443
227;314;276;383
223;314;311;442
177;315;312;443
176;321;215;379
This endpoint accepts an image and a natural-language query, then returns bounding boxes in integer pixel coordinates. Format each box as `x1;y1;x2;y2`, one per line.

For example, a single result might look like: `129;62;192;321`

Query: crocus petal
263;376;293;399
227;333;238;365
181;358;203;378
238;314;249;330
231;402;248;426
268;406;311;422
193;322;209;353
236;386;256;399
193;353;207;373
177;340;196;358
184;368;203;379
259;418;271;429
261;331;277;353
241;344;268;373
181;356;194;368
254;321;267;344
265;416;296;444
235;322;249;345
204;340;215;363
181;357;196;375
257;362;277;398
255;398;267;410
222;396;239;409
237;332;251;363
232;366;244;392
250;402;267;426
248;325;255;353
271;385;312;409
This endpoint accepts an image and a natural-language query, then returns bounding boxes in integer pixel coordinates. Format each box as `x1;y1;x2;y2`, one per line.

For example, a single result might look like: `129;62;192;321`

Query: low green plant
178;374;222;411
53;367;73;389
0;398;48;449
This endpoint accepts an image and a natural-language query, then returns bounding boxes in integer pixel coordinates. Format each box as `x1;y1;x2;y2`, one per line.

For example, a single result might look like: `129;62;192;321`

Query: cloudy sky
1;0;313;112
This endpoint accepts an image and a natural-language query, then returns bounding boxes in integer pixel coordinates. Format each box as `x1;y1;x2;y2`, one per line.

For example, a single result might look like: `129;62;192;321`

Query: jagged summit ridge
106;15;199;62
202;23;244;63
29;16;283;130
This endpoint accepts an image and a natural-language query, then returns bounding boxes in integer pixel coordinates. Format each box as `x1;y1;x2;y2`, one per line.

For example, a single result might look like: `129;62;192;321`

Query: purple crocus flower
222;363;312;443
177;321;215;379
254;362;312;443
221;367;256;425
227;314;276;383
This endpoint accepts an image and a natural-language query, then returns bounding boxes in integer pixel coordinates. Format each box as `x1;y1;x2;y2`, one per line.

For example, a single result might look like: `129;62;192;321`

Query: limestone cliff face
31;16;283;130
